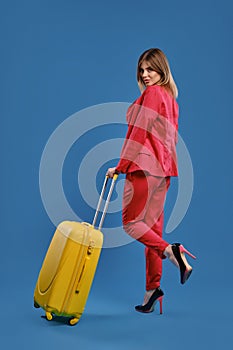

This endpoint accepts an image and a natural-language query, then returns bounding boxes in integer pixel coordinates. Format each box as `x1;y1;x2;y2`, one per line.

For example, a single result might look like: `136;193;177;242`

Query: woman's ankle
164;245;179;267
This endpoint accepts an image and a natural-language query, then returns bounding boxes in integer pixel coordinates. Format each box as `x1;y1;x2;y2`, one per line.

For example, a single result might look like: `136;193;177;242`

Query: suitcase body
34;220;103;325
34;175;117;325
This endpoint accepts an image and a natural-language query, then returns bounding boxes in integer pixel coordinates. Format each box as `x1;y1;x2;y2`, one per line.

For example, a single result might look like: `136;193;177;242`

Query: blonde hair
137;48;178;98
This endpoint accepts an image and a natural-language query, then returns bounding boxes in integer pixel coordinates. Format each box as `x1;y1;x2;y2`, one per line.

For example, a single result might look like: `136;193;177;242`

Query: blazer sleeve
115;87;161;174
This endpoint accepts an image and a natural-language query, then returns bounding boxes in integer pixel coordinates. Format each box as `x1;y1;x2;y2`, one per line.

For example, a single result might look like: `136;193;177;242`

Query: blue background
1;0;233;349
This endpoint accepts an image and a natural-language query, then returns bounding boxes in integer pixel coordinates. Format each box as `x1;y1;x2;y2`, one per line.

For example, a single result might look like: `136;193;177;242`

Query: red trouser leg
122;171;170;290
145;210;165;290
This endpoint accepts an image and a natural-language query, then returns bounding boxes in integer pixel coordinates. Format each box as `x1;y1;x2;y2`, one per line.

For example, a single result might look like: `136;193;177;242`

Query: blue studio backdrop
1;1;233;349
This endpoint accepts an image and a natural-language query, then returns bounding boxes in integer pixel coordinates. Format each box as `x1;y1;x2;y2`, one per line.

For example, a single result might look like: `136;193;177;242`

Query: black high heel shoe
171;243;196;284
135;287;164;314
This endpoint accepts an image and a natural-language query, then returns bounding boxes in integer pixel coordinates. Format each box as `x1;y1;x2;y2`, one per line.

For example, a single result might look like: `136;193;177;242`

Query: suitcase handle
92;174;118;230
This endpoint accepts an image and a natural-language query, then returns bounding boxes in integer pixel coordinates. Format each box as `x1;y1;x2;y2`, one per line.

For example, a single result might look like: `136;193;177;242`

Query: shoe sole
181;268;192;284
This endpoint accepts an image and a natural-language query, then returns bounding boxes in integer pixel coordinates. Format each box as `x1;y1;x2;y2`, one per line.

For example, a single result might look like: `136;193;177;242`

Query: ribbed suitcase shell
34;220;103;325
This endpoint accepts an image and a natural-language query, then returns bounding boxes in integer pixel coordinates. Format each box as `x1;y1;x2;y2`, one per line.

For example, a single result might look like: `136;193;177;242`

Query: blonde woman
107;48;196;314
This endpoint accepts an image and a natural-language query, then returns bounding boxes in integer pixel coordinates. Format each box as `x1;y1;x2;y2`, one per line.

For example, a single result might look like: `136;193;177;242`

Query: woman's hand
107;167;117;178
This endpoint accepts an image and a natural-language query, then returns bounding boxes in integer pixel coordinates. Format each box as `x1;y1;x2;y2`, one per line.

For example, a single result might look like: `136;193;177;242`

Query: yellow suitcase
34;174;117;326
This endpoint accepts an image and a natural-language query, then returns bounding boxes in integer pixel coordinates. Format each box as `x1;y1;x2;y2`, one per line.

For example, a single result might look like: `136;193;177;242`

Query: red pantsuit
122;172;170;290
116;85;179;291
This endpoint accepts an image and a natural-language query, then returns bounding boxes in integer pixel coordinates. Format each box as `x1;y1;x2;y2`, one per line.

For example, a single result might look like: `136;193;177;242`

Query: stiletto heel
158;296;163;315
135;287;164;314
171;243;196;284
179;245;196;260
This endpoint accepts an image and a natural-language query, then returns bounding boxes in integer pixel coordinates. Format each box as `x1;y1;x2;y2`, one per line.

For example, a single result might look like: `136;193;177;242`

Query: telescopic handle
92;174;118;230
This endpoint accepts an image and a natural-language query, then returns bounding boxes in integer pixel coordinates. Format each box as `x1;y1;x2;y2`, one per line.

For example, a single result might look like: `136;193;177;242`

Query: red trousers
122;171;170;291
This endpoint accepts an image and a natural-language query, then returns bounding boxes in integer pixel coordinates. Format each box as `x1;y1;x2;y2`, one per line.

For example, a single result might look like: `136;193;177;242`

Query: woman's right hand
106;167;117;178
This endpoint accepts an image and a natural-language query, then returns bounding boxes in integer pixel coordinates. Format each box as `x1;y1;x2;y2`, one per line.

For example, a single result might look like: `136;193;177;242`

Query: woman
107;48;196;314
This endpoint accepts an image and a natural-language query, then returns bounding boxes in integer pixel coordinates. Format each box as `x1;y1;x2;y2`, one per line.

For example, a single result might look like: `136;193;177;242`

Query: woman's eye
147;68;153;72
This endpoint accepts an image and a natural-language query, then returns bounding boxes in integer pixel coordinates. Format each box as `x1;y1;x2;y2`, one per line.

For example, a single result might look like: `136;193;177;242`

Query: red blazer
116;85;179;177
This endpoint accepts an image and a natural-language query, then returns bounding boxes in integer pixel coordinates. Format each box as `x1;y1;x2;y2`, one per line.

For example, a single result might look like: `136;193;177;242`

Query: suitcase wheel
69;317;79;326
45;312;53;321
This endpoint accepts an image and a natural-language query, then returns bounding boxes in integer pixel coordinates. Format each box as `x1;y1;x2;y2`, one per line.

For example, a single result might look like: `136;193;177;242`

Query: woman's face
139;60;161;86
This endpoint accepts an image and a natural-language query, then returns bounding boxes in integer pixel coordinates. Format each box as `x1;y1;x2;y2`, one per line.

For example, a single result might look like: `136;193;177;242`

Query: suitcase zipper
74;239;95;294
62;225;90;314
